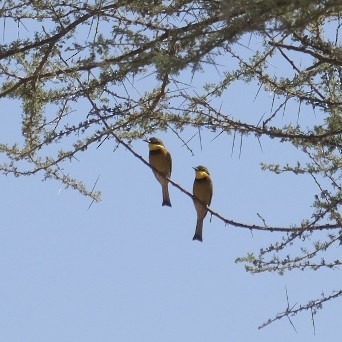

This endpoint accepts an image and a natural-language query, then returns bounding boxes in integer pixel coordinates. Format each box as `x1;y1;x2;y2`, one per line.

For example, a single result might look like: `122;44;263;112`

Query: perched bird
144;137;172;207
192;165;213;242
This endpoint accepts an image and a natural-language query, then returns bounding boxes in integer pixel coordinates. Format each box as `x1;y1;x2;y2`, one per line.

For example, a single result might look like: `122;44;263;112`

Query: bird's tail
192;219;203;242
162;182;172;207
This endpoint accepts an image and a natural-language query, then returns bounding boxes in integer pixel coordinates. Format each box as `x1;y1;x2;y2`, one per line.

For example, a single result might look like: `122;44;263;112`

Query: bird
144;137;172;207
192;165;213;242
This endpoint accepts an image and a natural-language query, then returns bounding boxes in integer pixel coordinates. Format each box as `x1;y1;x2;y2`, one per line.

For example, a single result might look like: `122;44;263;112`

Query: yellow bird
145;137;172;207
192;166;213;241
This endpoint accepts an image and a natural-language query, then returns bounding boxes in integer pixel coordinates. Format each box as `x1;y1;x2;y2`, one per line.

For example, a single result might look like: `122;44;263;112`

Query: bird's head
193;165;210;179
144;137;165;151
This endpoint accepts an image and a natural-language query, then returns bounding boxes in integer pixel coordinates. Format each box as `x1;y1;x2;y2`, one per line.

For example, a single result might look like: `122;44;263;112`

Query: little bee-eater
145;137;172;207
192;166;213;242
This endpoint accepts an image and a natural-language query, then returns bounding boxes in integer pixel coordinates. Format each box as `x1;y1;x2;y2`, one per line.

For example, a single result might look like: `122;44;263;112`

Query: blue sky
0;7;341;342
1;110;341;342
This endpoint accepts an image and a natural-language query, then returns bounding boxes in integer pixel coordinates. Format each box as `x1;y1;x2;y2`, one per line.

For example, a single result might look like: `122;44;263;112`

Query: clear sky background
0;8;341;342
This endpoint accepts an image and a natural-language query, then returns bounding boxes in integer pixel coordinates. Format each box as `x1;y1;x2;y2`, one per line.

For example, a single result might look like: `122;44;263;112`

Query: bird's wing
208;178;213;206
167;151;172;176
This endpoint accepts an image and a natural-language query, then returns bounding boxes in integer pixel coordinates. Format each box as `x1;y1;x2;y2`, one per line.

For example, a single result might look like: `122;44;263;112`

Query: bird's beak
143;139;150;143
193;167;197;171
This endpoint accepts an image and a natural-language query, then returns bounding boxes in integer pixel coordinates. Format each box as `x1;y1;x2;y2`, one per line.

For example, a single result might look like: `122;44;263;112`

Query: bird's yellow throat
149;143;164;151
195;170;209;179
